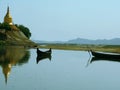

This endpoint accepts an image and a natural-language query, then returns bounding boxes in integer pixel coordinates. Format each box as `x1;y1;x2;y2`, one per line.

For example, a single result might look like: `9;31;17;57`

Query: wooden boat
89;50;120;59
36;48;52;64
37;48;52;55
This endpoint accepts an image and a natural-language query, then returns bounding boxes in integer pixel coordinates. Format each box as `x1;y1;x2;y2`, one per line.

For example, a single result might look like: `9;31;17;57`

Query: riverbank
37;44;120;53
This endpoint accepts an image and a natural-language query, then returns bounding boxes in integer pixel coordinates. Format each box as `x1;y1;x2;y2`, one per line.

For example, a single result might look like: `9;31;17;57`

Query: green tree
0;22;31;39
15;24;31;39
0;32;7;40
0;23;11;30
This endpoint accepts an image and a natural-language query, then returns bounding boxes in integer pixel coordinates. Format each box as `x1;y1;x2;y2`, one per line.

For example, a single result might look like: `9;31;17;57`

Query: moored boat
36;48;52;64
37;48;52;55
89;50;120;59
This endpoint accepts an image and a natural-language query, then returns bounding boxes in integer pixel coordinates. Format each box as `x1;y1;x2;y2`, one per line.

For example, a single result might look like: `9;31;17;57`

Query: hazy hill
35;38;120;45
67;38;120;45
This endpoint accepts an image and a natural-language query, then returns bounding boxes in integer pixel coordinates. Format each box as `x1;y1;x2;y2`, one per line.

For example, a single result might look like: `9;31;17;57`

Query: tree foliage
0;22;31;39
0;32;7;40
0;23;11;30
15;24;31;39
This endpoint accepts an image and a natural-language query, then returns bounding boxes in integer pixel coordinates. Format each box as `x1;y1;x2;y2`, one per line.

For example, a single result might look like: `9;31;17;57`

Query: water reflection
90;57;120;63
0;46;30;84
36;48;52;64
36;53;51;64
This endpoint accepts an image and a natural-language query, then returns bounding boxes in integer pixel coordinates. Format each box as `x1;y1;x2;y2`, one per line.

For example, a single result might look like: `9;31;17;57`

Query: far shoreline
1;43;120;53
37;43;120;53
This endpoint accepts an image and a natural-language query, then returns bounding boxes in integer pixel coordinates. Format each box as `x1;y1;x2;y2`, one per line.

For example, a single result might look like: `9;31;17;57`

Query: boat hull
90;50;120;59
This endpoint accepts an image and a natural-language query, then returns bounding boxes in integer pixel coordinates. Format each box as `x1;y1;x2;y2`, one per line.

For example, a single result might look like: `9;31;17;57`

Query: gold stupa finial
4;6;13;25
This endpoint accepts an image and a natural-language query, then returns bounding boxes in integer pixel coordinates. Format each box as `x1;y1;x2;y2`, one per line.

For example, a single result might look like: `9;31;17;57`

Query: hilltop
0;7;37;47
0;30;37;46
67;38;120;45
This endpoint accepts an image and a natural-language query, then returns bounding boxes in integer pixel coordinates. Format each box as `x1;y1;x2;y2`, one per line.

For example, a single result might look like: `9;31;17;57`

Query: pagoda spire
7;6;10;15
4;6;13;25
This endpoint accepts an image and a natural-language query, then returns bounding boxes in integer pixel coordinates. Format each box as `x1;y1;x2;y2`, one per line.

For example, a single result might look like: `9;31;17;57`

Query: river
0;46;120;90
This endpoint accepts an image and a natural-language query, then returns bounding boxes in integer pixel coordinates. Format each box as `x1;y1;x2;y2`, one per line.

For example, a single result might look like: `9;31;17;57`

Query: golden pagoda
4;6;19;31
4;6;13;25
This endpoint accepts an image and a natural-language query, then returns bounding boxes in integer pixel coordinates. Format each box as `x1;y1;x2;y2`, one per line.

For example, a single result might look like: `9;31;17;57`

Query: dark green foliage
0;23;7;41
15;24;31;39
0;23;11;30
0;22;31;39
0;32;7;40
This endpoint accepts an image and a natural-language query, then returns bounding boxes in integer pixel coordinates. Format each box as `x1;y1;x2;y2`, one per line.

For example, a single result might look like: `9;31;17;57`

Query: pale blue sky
0;0;120;41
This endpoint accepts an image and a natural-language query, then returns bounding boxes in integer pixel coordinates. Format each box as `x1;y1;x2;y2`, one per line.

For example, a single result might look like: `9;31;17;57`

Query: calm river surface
1;47;120;90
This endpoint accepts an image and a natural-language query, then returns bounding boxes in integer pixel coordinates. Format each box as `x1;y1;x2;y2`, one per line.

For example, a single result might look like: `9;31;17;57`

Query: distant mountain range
67;38;120;45
34;38;120;45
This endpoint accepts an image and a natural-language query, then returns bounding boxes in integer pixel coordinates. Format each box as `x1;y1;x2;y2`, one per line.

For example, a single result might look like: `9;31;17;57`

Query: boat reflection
36;48;52;64
0;46;30;84
90;57;120;63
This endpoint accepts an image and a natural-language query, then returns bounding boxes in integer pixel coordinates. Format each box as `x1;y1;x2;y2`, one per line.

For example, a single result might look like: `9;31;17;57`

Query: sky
0;0;120;41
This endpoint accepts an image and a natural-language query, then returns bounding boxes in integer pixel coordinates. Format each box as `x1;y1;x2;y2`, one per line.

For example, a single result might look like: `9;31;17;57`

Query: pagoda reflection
0;46;30;84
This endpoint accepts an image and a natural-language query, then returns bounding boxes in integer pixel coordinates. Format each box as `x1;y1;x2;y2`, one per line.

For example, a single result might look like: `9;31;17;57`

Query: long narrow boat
90;50;120;59
37;48;52;55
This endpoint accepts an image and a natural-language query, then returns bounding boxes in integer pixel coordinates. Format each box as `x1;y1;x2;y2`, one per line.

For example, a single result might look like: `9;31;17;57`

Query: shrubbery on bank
0;22;31;39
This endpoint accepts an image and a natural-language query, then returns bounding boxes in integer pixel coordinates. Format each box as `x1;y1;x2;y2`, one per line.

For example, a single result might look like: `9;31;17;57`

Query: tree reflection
0;46;30;84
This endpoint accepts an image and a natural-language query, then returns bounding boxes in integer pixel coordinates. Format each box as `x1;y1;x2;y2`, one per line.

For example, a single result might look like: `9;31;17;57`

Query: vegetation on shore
0;7;37;47
15;24;31;39
0;23;120;52
0;23;11;30
0;22;35;46
38;43;120;53
0;23;31;39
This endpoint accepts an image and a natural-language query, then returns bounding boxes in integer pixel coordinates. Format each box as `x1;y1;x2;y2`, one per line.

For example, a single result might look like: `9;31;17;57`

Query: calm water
0;47;120;90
